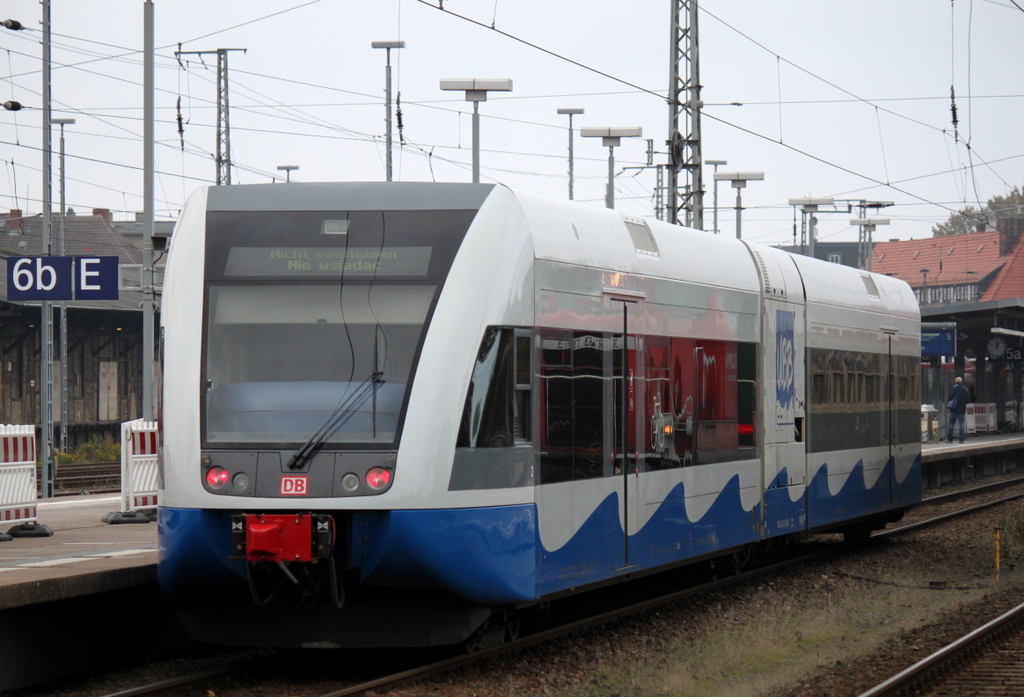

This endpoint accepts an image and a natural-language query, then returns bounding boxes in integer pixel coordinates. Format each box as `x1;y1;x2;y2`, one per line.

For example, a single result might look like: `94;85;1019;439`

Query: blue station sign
921;327;956;357
7;256;120;301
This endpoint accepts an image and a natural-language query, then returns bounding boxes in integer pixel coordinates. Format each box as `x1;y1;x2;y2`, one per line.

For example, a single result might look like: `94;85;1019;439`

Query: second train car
158;182;921;648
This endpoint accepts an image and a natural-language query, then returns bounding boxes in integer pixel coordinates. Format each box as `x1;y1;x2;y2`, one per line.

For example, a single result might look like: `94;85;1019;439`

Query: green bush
56;434;121;464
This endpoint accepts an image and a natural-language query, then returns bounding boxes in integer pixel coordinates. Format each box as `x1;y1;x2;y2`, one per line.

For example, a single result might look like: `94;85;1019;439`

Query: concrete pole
57;121;69;452
471;100;480;184
142;0;155;422
568;113;576;200
41;0;54;498
385;49;394;181
735;187;743;239
606;144;615;209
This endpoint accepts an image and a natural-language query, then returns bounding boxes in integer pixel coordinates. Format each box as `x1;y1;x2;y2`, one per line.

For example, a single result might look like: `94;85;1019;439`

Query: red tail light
206;466;230;489
366;467;392;490
738;423;755;437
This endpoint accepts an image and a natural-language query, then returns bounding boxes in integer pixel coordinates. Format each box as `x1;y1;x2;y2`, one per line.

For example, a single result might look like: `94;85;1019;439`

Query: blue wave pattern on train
157;182;921;648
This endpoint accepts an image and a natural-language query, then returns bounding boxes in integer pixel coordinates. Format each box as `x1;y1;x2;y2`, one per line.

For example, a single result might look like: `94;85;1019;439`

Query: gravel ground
11;478;1024;697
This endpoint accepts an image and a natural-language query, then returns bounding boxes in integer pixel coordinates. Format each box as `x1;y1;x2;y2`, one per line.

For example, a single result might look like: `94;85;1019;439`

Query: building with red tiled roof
870;226;1018;307
870;218;1024;422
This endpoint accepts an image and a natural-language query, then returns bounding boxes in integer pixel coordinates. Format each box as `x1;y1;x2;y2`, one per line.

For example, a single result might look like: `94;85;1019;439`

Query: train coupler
230;513;334;562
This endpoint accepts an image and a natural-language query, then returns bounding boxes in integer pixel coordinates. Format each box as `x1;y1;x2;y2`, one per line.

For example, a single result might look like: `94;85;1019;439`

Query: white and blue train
158;182;921;648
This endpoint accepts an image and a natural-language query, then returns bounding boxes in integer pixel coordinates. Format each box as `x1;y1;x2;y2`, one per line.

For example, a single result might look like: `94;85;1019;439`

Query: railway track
857;600;1024;697
48;461;120;495
93;477;1024;697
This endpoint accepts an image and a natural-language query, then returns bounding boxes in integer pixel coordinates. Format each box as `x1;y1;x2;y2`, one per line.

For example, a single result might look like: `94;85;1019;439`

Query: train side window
514;330;532;442
456;327;531;448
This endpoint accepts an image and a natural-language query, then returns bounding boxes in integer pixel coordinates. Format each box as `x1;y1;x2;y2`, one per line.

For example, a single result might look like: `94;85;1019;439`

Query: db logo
280;476;309;496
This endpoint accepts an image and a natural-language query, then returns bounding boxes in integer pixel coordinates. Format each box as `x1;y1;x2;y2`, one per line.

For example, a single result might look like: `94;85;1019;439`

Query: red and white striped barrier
120;419;160;514
0;424;52;540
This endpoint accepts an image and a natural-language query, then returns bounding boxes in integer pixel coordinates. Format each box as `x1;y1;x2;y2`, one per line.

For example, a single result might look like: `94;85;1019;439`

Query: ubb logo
776;310;795;411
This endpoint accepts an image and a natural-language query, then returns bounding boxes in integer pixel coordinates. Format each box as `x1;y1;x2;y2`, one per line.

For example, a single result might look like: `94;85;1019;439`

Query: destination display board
223;246;433;277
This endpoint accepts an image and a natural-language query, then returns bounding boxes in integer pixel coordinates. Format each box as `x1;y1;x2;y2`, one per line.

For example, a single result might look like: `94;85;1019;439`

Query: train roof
206;182;495;212
193;182;919;325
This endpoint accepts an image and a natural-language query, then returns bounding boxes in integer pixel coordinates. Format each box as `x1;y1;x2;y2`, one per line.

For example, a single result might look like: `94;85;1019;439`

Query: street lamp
706;159;727;234
276;165;298;183
557;108;584;200
851;217;889;272
581;127;643;209
788;197;834;258
439;78;513;184
53;117;74;453
371;40;405;182
714;171;764;239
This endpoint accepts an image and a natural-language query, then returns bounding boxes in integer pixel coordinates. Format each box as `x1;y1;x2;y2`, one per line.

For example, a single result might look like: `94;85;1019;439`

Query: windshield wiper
286;372;384;471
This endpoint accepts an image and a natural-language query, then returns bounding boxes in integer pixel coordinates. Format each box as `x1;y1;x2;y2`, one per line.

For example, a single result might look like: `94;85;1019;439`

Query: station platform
2;432;1024;611
0;494;156;611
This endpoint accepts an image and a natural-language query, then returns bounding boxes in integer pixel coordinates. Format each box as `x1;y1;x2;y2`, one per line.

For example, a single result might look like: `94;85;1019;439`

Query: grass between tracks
576;556;1019;697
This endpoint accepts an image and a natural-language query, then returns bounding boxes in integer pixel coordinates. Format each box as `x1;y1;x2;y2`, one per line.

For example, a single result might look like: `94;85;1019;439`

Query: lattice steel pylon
175;48;246;185
666;0;703;229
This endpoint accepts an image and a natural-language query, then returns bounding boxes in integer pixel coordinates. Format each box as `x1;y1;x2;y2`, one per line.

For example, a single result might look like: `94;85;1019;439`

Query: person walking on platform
946;376;970;443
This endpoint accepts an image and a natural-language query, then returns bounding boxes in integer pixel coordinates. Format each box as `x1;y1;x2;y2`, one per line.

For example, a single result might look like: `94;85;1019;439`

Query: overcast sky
1;0;1022;246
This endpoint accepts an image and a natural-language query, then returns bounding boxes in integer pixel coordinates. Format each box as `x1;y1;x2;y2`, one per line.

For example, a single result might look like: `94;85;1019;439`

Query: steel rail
856;600;1024;697
921;475;1024;505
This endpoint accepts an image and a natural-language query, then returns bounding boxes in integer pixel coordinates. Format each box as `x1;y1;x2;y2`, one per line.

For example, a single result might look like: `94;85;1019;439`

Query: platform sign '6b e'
6;256;119;301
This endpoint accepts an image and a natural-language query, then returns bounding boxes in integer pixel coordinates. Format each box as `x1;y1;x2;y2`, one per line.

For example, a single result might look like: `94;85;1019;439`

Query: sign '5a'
6;256;120;301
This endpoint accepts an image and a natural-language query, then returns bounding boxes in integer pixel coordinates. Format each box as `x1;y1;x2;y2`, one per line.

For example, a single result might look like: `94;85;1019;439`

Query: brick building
0;208;148;446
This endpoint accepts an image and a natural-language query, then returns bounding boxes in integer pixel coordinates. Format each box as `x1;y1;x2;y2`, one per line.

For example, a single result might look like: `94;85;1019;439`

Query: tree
932;205;983;237
932;186;1024;237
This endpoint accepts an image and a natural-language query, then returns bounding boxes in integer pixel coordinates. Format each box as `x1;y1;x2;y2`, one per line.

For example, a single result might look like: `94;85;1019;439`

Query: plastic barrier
966;403;986;435
103;419;159;525
0;424;52;541
984;403;998;433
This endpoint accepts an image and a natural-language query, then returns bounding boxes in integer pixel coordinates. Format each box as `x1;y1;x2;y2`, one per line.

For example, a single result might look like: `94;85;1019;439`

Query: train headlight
232;472;250;491
340;473;360;493
206;466;229;489
365;467;392;491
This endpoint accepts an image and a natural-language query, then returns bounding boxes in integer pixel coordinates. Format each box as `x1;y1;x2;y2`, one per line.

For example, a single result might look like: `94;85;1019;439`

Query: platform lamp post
706;159;727;234
557;108;583;200
714;172;764;239
787;198;834;259
276;165;298;183
372;41;404;182
439;79;512;184
851;217;889;272
53;117;74;453
580;127;643;209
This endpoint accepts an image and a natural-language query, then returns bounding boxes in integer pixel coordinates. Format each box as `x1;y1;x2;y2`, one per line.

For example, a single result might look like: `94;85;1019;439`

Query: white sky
1;0;1022;246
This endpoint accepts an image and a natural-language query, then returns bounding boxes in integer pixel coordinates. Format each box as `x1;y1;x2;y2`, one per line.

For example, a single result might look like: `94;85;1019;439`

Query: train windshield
202;208;476;447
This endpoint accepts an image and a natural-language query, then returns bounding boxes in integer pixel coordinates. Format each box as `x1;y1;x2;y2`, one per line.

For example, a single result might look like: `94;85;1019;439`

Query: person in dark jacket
946;376;970;443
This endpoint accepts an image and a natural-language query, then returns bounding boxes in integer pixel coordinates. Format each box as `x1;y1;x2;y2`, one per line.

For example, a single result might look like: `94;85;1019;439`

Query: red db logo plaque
280;476;309;496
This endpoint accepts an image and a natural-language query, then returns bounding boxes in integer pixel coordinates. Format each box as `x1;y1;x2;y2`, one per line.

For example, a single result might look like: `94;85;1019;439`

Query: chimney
7;209;22;232
92;207;112;224
997;217;1024;256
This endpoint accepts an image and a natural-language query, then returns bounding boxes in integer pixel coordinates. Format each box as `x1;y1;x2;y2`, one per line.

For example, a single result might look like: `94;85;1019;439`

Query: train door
761;301;807;536
751;246;807;539
611;296;641;569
